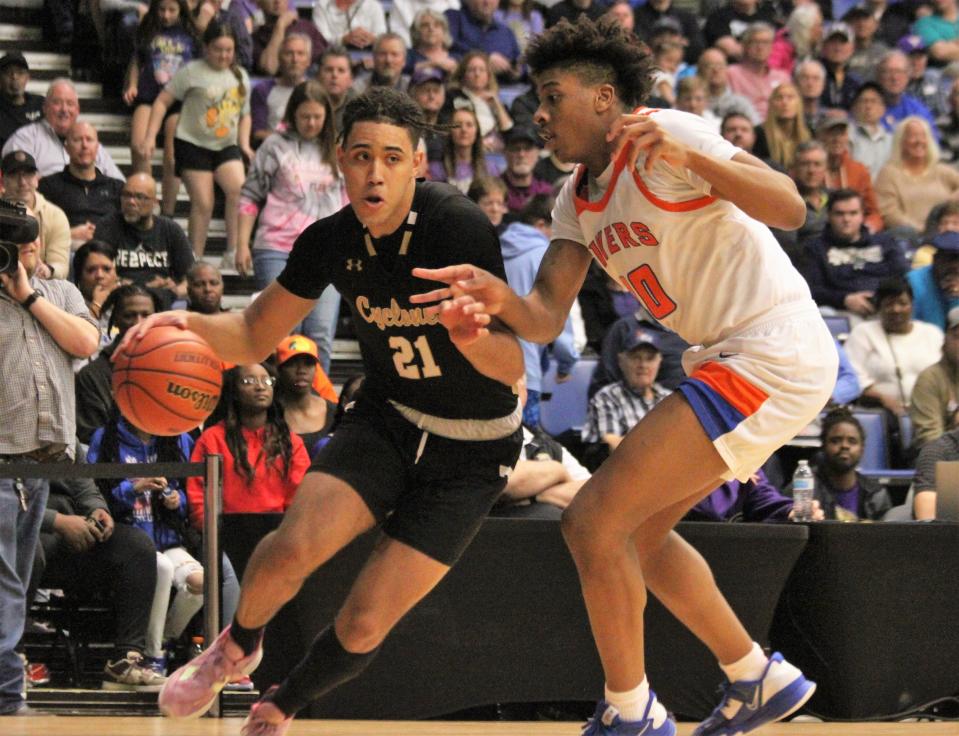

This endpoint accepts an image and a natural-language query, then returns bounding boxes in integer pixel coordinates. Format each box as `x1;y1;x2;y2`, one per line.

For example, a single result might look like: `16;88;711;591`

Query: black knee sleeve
270;626;380;717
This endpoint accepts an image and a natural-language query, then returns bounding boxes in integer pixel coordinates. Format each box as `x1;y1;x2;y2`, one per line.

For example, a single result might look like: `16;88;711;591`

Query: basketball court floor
0;717;955;735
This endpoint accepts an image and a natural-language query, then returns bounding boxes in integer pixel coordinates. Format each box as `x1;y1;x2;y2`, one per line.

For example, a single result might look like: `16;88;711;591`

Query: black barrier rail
0;455;224;716
0;461;207;479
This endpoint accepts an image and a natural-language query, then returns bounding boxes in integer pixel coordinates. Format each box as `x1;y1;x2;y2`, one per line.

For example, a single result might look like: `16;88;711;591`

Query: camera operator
0;203;98;715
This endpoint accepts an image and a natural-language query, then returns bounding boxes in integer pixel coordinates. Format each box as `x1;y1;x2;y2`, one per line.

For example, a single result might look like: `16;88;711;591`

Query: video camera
0;199;40;275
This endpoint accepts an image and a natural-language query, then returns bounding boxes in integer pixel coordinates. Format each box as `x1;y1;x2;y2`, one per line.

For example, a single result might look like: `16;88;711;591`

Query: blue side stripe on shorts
677;378;747;441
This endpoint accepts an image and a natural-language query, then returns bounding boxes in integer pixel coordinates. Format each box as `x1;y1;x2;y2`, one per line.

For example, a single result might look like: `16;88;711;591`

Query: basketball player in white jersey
413;17;837;736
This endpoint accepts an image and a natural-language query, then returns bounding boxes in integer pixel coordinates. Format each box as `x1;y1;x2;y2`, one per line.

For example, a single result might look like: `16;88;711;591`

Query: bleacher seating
899;413;913;453
538;358;597;437
851;409;914;481
852;410;889;470
822;314;851;343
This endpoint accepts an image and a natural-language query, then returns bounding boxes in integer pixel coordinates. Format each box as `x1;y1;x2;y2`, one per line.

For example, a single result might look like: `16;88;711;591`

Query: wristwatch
20;291;40;310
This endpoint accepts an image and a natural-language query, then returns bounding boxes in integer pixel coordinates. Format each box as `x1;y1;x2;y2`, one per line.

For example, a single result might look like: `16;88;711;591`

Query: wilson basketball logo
165;381;219;412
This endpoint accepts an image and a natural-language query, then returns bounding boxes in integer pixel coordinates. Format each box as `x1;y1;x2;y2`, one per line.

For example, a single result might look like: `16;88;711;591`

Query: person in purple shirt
446;0;522;82
784;408;892;521
685;468;824;523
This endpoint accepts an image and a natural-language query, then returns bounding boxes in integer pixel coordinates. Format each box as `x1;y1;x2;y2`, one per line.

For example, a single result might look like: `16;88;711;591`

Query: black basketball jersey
277;181;518;420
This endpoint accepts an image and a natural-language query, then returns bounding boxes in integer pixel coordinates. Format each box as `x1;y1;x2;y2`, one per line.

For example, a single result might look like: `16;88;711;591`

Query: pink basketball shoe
159;626;263;719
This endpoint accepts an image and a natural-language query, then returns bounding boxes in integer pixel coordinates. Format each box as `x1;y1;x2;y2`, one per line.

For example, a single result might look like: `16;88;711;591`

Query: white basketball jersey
551;107;812;347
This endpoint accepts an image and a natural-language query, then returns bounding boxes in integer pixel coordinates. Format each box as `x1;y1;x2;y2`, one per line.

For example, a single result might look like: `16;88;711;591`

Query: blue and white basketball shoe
694;652;816;736
582;695;676;736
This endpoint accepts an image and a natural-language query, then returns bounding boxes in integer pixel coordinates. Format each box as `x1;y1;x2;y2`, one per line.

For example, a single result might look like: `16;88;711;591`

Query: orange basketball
112;326;223;436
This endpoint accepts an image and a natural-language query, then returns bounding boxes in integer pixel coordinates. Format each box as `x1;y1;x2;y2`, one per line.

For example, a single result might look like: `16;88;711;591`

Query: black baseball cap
1;150;38;175
0;52;29;73
504;125;541;147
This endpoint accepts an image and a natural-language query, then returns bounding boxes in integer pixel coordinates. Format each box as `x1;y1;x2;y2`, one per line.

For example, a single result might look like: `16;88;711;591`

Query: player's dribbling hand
435;294;492;346
410;264;511;316
113;310;191;361
607;113;689;173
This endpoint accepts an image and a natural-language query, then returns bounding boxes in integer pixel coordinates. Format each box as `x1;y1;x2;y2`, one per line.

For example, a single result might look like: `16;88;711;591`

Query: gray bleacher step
174;217;226;239
6;0;43;8
1;38;56;51
77;113;130;134
109;146;161;168
21;51;70;72
27;78;100;98
0;22;41;40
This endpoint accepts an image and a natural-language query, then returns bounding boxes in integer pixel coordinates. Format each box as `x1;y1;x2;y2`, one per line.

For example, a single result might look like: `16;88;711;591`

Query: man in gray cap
819;21;862;110
0;53;43;151
817;112;884;233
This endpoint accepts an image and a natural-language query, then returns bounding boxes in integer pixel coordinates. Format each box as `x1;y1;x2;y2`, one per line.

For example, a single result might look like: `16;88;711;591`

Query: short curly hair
524;17;655;109
820;407;864;444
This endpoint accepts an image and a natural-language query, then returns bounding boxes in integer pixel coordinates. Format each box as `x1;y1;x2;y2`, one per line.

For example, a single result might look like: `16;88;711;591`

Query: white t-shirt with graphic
167;59;251;150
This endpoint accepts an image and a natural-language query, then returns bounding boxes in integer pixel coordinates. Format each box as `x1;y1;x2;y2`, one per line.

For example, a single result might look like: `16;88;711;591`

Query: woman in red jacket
187;363;310;526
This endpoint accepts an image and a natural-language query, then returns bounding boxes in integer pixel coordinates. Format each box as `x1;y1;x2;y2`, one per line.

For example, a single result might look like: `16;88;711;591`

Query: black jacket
38;166;123;227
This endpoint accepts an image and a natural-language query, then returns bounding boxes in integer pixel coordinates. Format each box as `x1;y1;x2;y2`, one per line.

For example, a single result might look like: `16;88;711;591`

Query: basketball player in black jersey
117;88;525;735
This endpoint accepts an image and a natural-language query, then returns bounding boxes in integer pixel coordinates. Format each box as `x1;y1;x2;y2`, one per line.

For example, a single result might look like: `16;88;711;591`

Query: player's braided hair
524;16;655;109
339;87;454;148
104;283;162;335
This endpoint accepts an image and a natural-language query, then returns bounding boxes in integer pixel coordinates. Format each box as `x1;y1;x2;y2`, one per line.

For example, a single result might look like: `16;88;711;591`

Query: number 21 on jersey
390;335;442;379
620;264;677;319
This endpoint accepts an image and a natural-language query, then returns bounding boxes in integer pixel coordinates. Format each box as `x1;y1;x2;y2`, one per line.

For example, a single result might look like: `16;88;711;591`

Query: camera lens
0;243;16;275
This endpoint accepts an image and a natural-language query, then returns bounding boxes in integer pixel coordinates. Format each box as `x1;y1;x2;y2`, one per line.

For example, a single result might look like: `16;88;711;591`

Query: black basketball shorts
309;394;523;566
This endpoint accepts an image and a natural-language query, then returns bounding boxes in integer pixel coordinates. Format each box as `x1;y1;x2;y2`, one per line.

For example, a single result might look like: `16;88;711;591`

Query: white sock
720;642;768;683
605;677;668;725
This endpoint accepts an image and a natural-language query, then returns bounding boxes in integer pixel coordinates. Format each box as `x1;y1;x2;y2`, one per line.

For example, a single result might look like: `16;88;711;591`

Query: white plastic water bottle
792;459;815;522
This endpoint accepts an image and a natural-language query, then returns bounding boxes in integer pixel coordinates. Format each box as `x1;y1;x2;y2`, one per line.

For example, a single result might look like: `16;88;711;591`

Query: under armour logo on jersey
346;258;363;271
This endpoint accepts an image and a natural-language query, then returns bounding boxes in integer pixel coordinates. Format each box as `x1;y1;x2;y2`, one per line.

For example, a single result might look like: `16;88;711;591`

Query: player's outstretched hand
607;113;689;173
113;310;190;361
435;295;492;347
410;264;511;316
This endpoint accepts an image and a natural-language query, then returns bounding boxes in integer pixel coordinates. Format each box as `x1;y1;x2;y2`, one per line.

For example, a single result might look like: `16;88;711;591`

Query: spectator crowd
5;0;959;712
